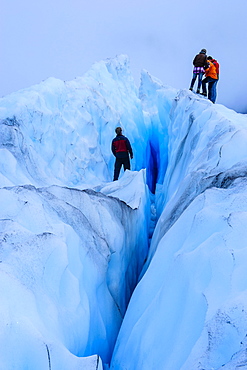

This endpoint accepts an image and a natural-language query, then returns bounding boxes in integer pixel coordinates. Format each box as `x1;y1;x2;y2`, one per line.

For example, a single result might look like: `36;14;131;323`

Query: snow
1;54;247;369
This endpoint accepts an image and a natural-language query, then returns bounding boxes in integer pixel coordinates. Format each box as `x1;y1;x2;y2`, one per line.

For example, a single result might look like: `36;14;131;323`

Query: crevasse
111;74;247;370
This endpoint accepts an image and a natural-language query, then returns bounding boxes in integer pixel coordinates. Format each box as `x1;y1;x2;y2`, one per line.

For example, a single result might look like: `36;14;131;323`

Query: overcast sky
1;0;247;113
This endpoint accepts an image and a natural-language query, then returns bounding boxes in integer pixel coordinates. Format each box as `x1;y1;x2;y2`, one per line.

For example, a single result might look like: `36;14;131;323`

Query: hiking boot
200;92;207;96
196;89;200;93
189;87;193;91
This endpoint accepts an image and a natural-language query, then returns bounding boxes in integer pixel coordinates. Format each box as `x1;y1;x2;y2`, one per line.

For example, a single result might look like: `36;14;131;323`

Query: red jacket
111;134;133;159
211;59;220;79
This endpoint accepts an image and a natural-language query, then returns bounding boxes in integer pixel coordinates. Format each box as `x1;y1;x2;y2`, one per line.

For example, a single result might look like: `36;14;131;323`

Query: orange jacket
205;61;217;80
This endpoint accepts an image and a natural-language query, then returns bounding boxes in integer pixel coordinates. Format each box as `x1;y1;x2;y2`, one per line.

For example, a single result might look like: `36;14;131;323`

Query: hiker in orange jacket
201;57;218;103
210;57;220;80
209;56;220;101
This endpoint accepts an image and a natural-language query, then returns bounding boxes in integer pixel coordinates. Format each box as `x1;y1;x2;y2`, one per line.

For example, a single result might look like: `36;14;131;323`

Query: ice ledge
99;169;148;210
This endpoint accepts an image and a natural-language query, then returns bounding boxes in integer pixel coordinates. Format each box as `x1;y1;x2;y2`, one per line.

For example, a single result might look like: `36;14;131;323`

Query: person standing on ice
111;126;133;181
189;49;209;93
206;55;220;103
201;57;218;103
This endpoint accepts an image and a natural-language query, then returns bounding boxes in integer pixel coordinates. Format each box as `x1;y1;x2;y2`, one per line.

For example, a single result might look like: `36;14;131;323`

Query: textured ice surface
0;56;150;369
111;86;247;370
1;54;247;370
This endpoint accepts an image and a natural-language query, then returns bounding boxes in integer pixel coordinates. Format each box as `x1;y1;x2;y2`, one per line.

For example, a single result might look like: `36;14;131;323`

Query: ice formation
1;55;247;369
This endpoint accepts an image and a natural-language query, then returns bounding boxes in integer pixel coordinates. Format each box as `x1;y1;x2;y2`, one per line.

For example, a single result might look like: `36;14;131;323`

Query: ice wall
0;55;147;188
0;183;150;369
0;55;151;369
110;87;247;369
139;71;177;193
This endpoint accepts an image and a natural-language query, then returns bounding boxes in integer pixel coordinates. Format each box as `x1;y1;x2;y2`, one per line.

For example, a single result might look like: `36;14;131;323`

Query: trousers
202;77;218;103
190;72;204;91
113;156;130;181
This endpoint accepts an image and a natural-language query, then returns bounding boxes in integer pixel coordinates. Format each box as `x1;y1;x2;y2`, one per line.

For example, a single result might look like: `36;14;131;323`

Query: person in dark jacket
189;49;209;93
111;127;133;181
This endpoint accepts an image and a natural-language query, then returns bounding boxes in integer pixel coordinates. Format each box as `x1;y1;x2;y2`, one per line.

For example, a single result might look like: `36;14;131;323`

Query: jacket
205;61;217;80
193;53;208;68
211;59;220;79
111;134;133;159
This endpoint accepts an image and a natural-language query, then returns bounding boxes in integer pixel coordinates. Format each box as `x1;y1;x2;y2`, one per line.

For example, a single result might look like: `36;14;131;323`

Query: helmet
201;49;207;54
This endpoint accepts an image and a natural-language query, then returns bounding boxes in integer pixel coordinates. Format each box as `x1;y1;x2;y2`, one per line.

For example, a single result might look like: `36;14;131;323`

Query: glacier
1;54;247;370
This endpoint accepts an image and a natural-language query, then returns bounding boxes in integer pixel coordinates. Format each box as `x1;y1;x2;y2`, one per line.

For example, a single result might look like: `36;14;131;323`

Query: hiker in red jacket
189;49;209;93
111;127;133;181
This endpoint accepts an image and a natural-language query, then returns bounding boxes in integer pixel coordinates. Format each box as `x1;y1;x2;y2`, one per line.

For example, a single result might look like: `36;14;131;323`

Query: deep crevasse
1;55;247;370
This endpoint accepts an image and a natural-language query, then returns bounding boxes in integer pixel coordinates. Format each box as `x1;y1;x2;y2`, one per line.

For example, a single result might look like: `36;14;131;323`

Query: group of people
189;48;220;103
111;50;220;181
